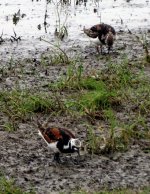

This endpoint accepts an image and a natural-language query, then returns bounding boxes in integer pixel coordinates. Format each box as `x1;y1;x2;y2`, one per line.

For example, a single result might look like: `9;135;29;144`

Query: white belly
47;142;59;153
90;37;101;46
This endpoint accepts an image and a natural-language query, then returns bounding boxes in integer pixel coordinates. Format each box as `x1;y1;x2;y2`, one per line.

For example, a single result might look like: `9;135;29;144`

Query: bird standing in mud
37;121;81;163
84;23;116;53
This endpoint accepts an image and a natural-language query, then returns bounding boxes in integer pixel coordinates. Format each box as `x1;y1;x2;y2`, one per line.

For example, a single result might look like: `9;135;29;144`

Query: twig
10;29;21;42
40;38;69;63
44;1;48;33
134;33;150;62
0;31;5;44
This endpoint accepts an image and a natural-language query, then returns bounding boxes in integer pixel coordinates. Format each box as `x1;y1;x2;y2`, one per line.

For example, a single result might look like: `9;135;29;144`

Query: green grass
53;75;120;115
48;63;84;90
0;89;76;131
1;56;149;154
100;61;133;90
0;177;35;194
52;60;150;154
0;90;54;124
40;38;70;64
0;176;149;194
78;78;115;111
49;61;135;112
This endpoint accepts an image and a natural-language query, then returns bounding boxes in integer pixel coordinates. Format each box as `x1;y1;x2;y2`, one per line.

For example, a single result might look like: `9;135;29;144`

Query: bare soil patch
0;31;150;193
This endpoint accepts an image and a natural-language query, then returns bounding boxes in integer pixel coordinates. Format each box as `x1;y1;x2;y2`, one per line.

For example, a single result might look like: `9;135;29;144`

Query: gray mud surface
0;127;150;194
0;30;150;193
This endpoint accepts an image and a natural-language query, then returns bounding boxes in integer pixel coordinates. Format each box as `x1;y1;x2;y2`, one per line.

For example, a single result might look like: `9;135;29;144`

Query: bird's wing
39;127;75;144
59;128;75;139
40;127;63;144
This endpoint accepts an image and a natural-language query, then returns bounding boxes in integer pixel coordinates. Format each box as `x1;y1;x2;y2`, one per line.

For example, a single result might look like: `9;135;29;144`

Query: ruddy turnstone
37;121;81;163
84;23;116;53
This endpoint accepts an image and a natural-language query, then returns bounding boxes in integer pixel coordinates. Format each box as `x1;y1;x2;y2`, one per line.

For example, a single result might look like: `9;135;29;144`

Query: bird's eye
90;26;97;32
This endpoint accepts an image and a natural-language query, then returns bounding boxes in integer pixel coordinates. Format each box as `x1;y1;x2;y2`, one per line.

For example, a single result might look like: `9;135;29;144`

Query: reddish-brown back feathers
37;121;75;144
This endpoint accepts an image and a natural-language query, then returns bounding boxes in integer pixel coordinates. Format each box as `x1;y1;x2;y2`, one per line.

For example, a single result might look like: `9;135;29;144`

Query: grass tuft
0;90;54;129
0;176;35;194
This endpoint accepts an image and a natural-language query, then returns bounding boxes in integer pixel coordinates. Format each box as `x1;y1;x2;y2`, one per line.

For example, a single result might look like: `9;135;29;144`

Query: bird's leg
96;45;99;53
53;152;61;163
96;45;102;54
100;45;103;54
74;149;80;165
107;46;112;54
96;43;103;54
77;149;80;164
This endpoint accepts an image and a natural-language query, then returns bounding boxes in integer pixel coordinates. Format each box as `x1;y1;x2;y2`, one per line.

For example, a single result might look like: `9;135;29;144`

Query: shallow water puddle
0;0;149;62
1;0;149;38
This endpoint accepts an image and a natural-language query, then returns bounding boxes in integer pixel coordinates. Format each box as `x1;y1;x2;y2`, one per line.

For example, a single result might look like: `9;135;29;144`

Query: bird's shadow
48;155;86;168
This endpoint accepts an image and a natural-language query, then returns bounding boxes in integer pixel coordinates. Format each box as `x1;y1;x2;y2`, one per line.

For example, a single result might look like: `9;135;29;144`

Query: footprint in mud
45;154;86;168
60;155;86;166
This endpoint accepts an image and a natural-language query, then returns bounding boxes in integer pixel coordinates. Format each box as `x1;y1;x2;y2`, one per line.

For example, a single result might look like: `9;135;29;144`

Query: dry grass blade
40;38;69;64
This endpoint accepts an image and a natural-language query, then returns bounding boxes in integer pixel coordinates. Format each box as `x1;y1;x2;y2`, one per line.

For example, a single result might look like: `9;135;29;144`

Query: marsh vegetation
0;0;150;194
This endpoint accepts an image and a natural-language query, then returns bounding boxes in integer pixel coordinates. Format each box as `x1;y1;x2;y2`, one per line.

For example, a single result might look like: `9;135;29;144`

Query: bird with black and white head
37;121;81;163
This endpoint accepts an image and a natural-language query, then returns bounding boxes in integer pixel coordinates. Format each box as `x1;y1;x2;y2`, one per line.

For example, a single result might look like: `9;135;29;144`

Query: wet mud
0;30;150;193
0;1;150;193
0;125;150;194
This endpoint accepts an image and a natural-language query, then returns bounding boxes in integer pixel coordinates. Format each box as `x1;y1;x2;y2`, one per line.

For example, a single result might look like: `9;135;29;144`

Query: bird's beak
77;148;80;156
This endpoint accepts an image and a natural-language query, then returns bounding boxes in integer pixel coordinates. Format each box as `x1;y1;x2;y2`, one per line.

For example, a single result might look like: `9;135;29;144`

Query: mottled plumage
84;23;116;53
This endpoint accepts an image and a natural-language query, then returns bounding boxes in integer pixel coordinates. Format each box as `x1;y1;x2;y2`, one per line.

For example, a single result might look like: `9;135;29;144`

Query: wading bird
37;121;81;163
84;23;116;53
